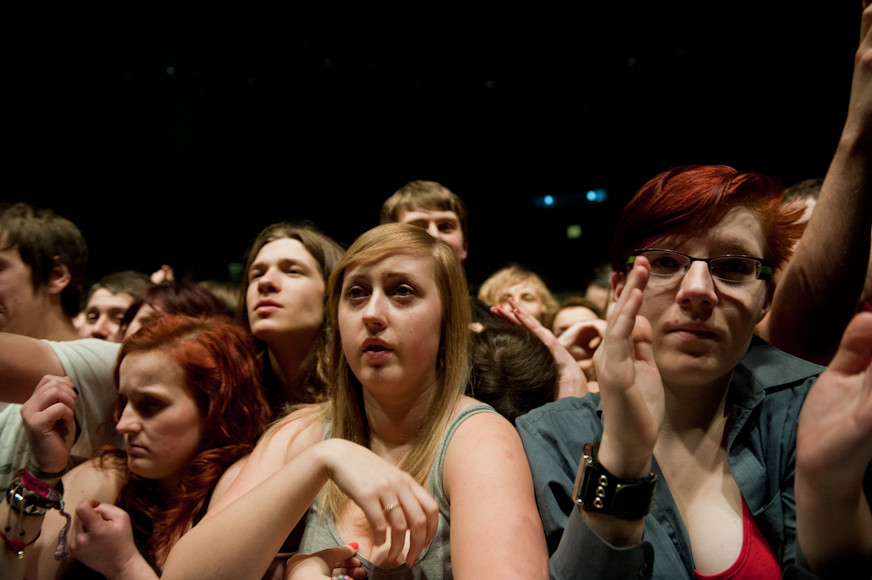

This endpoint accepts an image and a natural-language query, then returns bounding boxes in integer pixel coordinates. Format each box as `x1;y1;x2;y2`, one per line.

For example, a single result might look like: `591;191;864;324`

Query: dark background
3;2;862;295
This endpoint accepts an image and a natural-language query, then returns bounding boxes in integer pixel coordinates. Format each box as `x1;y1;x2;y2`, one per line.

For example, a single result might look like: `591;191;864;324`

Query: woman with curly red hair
1;314;271;579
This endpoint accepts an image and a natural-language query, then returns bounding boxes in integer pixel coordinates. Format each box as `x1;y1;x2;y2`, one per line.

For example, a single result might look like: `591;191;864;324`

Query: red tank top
694;498;781;580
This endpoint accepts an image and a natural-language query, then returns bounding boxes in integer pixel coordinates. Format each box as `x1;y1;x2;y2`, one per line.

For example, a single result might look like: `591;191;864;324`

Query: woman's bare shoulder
257;404;326;459
205;405;327;515
447;397;524;465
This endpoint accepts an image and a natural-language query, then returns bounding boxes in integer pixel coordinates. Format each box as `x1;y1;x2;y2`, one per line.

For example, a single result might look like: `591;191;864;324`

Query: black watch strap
573;442;657;520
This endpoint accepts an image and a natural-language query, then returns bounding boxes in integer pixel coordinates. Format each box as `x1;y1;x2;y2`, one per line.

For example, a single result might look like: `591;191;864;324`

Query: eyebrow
250;257;308;271
87;306;128;315
344;269;426;287
661;237;764;257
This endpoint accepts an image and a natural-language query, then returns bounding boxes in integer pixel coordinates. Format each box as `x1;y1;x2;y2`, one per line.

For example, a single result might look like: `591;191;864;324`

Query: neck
656;373;732;456
266;333;318;403
34;310;80;341
364;380;437;453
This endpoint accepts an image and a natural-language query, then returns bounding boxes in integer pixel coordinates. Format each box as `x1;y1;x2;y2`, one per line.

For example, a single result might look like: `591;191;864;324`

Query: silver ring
382;502;399;515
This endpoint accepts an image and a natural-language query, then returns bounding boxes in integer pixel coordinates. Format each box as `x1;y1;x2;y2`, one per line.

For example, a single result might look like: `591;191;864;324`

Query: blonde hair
477;264;559;328
318;222;471;518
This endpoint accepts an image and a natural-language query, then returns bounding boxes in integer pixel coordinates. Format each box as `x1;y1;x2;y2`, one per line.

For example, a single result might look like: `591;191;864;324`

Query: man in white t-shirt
0;203;121;490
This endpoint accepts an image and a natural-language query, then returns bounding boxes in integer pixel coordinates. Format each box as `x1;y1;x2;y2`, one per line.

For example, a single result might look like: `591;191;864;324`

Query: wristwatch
573;442;657;520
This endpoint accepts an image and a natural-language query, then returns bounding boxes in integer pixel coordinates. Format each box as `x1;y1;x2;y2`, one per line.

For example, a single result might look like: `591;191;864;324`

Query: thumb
91;502;127;521
323;542;359;566
827;312;872;376
75;498;105;527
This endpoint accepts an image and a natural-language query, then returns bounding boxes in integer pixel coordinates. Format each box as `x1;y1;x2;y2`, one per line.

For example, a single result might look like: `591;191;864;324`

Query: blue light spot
544;195;554;206
586;189;608;203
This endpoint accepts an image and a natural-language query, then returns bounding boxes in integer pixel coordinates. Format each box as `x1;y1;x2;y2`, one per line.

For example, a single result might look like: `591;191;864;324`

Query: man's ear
47;256;71;295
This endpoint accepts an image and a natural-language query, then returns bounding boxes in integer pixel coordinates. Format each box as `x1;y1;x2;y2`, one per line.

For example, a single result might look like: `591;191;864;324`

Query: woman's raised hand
317;438;439;568
592;256;664;479
20;375;78;476
491;298;590;398
795;311;872;573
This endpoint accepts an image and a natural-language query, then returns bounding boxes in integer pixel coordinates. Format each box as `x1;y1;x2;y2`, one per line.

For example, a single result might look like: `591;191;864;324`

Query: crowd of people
1;3;872;579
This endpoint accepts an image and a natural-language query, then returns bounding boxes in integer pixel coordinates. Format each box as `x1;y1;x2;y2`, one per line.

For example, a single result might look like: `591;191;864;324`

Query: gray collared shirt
516;337;830;579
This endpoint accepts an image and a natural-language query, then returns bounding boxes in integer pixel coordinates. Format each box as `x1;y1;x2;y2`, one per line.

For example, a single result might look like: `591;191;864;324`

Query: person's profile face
115;350;204;489
396;208;467;262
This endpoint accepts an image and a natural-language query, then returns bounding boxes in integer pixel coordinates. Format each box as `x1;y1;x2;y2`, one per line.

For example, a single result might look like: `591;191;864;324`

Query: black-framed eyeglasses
627;249;771;284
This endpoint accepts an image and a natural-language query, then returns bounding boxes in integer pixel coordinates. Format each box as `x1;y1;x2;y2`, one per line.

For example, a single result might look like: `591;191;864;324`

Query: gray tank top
299;402;496;579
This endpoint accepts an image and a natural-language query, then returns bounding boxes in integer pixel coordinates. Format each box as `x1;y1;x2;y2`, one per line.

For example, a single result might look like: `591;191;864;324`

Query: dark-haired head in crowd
76;270;153;342
468;324;558;423
0;202;88;341
117;279;232;342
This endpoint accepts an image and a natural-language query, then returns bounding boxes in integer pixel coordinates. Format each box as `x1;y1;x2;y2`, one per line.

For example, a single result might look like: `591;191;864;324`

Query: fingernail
349;541;359;550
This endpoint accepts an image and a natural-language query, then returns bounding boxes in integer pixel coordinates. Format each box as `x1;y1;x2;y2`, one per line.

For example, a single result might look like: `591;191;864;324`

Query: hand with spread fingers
491;298;590;399
796;311;872;575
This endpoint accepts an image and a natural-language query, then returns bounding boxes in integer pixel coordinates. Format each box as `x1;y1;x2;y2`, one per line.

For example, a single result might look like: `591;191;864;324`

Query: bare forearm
111;556;162;580
796;474;872;577
160;444;331;580
768;136;872;363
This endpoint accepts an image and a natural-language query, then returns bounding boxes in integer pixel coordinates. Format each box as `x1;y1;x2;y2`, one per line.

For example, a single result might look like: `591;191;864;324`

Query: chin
658;355;732;388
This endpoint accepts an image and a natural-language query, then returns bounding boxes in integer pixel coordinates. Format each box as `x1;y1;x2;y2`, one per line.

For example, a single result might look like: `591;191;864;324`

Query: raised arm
0;333;65;403
760;1;872;364
539;257;664;580
584;257;662;545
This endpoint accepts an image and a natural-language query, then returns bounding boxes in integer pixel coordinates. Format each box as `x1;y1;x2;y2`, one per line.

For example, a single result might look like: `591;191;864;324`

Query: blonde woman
161;223;548;580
